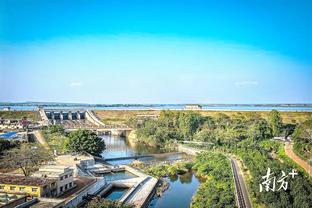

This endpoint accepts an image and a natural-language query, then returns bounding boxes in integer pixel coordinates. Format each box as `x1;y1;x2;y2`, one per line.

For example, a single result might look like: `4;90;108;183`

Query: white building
2;107;11;111
33;165;74;196
185;104;203;110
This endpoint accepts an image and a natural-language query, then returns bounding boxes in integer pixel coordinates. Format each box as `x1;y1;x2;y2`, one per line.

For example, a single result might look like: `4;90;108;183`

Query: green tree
194;129;216;143
47;124;65;134
293;119;312;159
268;110;283;136
248;119;272;141
66;129;105;156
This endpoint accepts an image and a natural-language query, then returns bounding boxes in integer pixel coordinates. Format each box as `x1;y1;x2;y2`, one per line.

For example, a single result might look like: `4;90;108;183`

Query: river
100;135;200;207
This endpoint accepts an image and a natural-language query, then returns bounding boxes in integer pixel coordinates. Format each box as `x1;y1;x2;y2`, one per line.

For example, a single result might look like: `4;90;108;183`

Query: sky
0;0;311;104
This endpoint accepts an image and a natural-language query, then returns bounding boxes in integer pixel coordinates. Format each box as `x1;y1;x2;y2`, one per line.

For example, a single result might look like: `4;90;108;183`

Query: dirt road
285;142;312;177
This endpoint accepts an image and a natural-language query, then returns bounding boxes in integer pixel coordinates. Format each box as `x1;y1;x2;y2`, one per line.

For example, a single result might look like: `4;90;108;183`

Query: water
97;171;137;181
101;135;163;159
2;103;312;111
103;187;128;200
100;135;200;207
100;135;190;165
149;173;201;208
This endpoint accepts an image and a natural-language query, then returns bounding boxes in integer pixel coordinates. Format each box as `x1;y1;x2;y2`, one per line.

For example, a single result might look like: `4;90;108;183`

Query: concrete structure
185;104;202;110
178;144;202;155
95;165;158;208
62;177;106;208
39;108;133;137
0;193;27;208
32;165;74;196
0;175;57;197
53;154;95;177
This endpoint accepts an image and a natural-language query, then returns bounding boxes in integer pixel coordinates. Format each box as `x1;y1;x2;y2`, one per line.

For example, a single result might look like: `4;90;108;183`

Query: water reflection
149;173;200;208
100;135;163;159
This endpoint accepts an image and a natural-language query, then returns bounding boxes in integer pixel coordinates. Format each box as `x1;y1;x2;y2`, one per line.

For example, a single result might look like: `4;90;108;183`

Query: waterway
100;135;200;207
100;135;190;165
149;173;201;208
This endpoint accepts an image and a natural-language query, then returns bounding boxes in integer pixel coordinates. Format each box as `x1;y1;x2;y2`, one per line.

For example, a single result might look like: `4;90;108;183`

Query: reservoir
100;135;200;207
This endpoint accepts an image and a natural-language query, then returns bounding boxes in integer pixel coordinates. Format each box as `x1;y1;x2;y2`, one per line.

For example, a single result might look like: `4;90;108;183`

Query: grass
0;111;40;121
94;110;312;125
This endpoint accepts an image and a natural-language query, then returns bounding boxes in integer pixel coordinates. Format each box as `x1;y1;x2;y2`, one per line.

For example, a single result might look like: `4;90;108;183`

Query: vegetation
86;198;132;208
268;110;283;137
94;110;312;126
191;152;236;208
131;160;193;178
0;139;20;155
66;129;105;156
0;144;52;176
42;124;69;154
0;111;40;121
133;109;312;208
293;119;312;160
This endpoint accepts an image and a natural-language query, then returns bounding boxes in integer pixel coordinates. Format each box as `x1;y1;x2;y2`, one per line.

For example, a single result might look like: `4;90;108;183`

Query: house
32;165;74;196
0;175;57;197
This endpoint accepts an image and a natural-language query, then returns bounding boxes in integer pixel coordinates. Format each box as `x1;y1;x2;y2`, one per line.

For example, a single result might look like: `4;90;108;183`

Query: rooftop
54;154;94;167
0;175;56;187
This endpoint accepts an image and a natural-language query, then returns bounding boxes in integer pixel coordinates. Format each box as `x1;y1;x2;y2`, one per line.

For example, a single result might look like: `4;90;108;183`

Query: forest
132;110;312;208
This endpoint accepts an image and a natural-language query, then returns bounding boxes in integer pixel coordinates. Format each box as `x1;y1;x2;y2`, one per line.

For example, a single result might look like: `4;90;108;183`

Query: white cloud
234;81;259;86
69;82;82;87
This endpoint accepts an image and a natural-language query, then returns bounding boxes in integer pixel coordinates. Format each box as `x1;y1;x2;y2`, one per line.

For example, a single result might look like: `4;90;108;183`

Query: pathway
285;142;312;177
31;130;49;149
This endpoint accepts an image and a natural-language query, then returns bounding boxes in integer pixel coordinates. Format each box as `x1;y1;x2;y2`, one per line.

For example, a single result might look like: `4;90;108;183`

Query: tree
268;110;282;137
293;119;312;159
47;124;65;134
67;129;105;156
248;119;272;141
0;144;52;176
194;129;216;143
0;139;19;155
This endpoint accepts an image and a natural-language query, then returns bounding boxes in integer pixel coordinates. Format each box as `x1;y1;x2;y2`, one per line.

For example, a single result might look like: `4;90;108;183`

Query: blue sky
0;0;311;103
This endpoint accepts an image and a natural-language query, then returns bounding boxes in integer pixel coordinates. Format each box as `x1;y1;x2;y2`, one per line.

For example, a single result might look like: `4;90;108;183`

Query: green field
0;111;40;121
95;110;312;125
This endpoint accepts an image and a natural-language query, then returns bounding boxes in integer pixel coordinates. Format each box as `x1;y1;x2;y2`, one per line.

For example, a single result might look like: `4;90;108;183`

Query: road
285;142;312;177
230;158;252;208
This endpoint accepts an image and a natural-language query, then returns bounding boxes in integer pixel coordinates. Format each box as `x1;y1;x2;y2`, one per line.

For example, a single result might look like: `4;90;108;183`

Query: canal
100;135;200;208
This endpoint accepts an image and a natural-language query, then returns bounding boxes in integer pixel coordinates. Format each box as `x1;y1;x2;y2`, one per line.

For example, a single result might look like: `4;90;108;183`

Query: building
32;165;74;196
185;104;203;110
0;175;57;197
54;154;95;177
2;107;11;111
